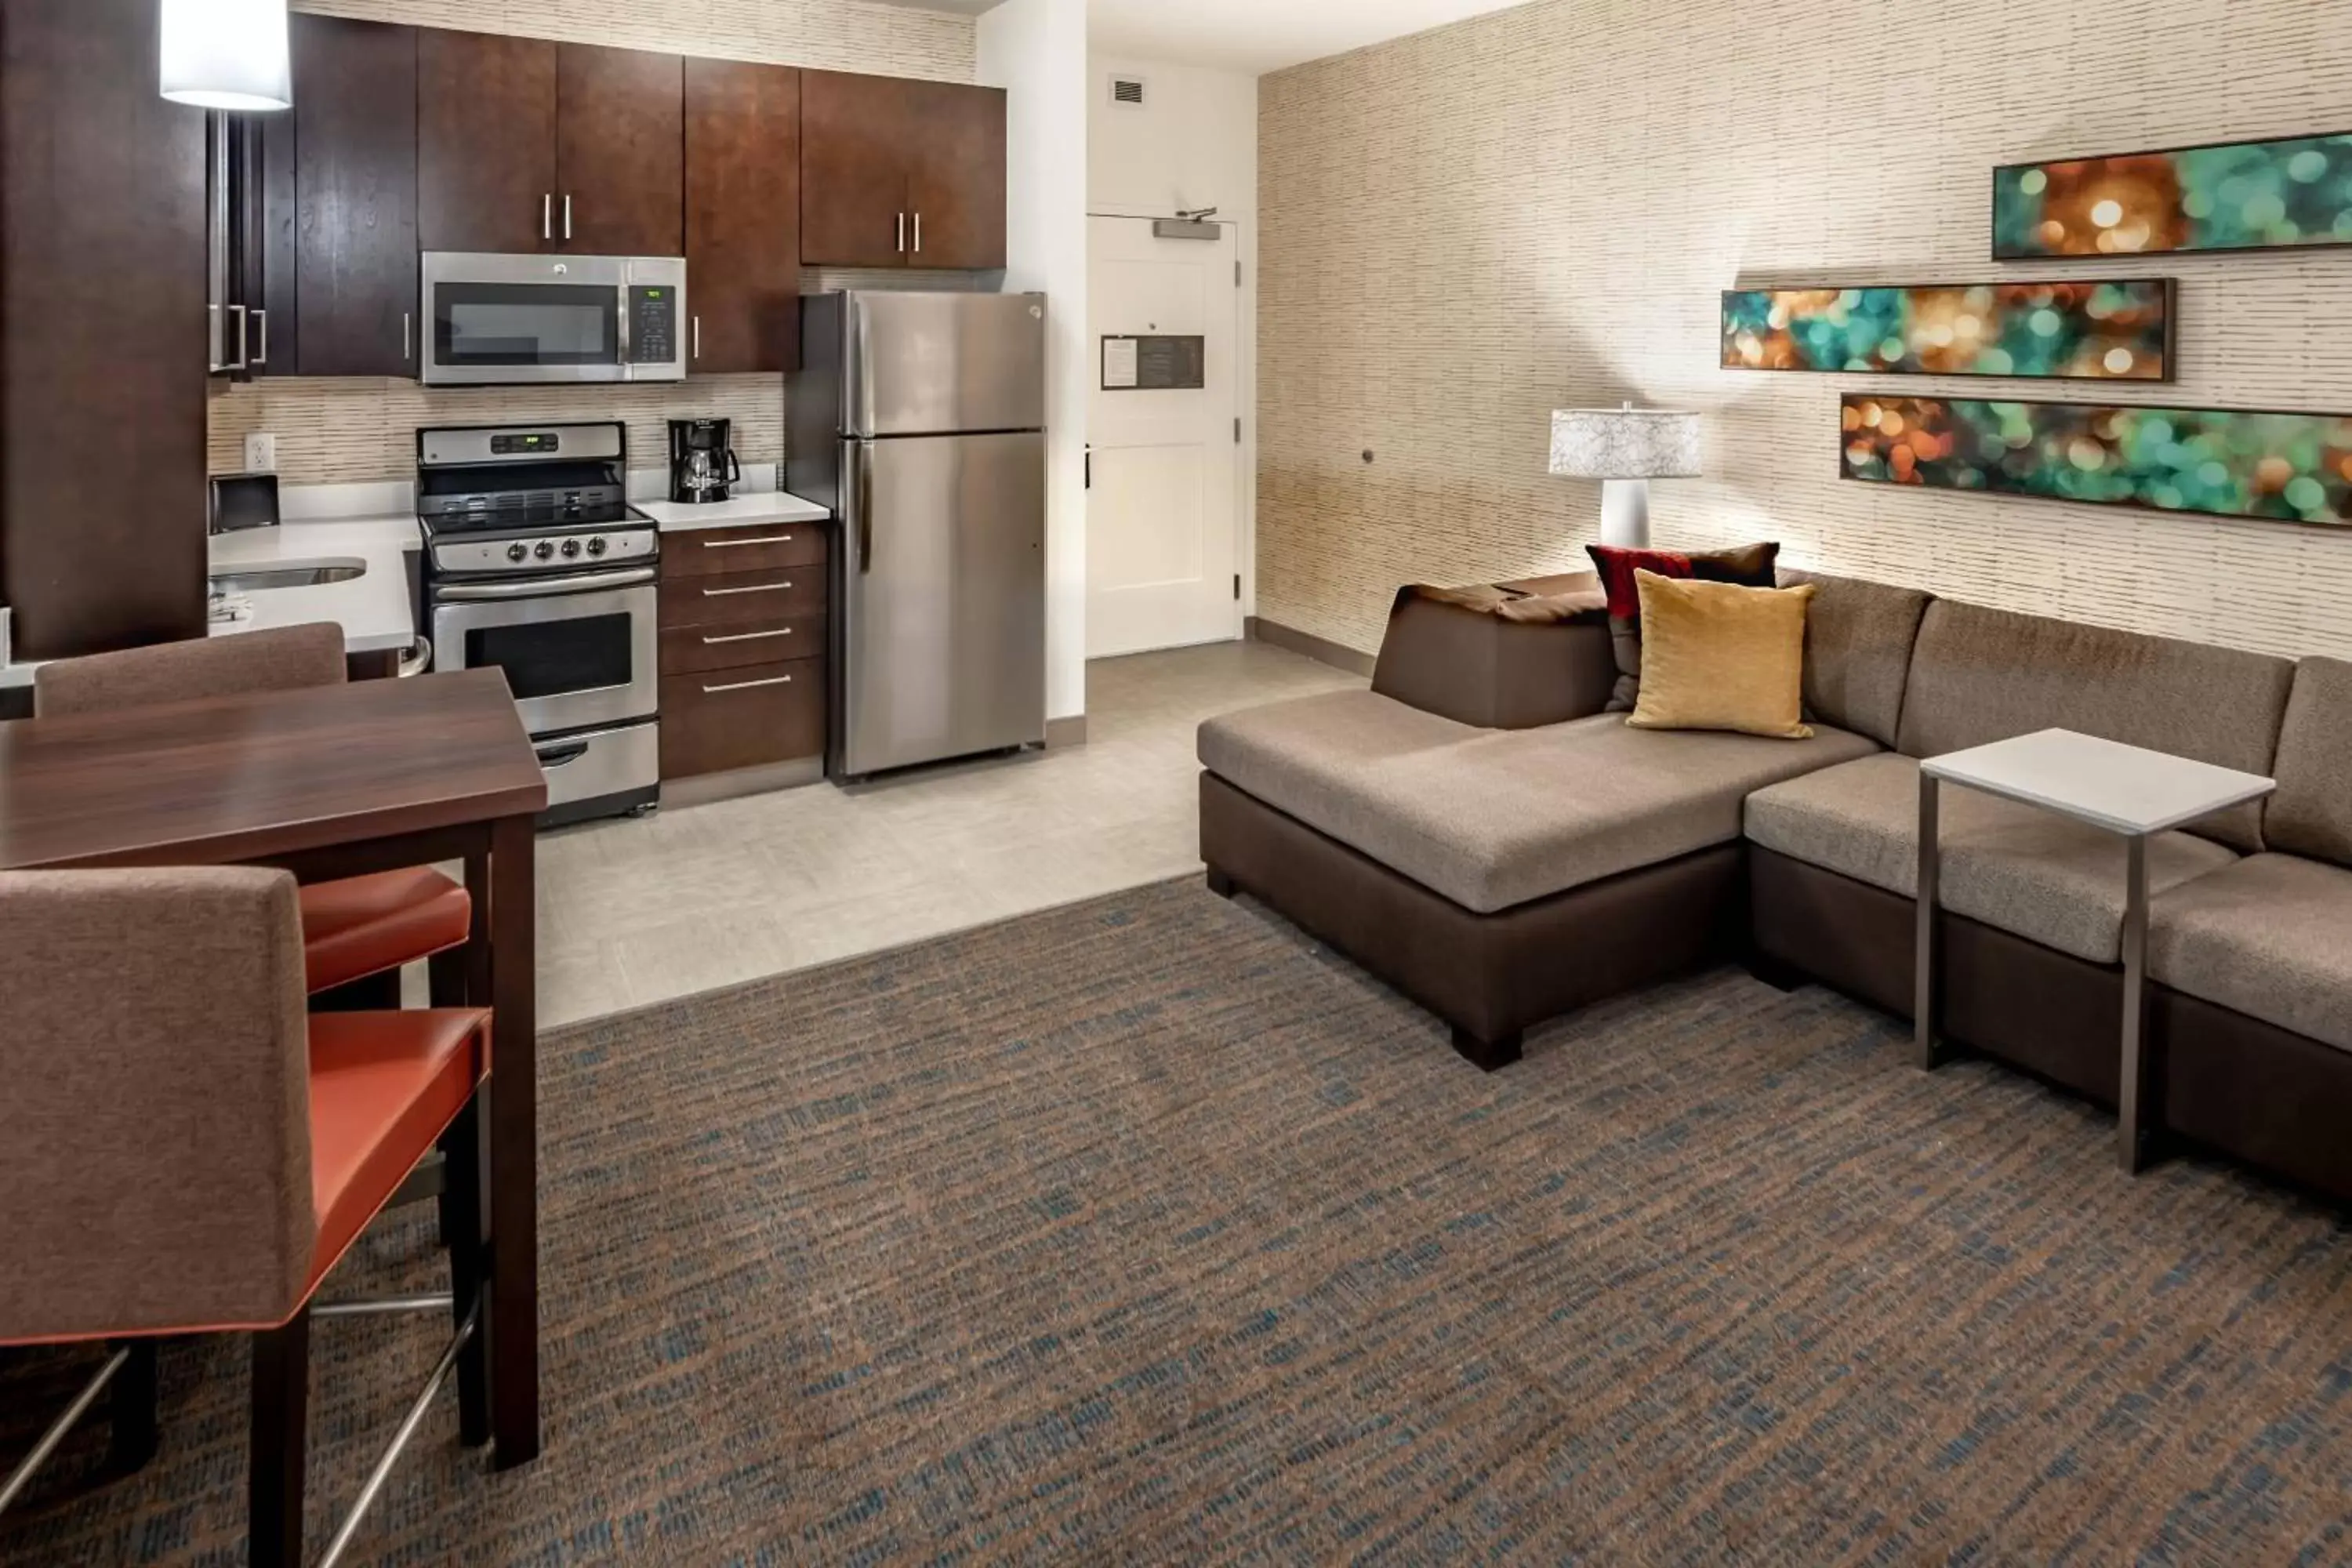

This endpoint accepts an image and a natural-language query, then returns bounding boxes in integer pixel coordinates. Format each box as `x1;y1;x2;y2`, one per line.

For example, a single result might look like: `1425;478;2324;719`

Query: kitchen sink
209;562;366;593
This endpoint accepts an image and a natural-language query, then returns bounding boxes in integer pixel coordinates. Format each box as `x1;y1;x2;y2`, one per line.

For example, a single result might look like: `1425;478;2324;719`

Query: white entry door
1086;215;1241;658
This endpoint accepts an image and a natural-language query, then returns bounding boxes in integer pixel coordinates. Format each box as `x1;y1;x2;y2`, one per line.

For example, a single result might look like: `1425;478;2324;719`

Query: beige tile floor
532;640;1363;1026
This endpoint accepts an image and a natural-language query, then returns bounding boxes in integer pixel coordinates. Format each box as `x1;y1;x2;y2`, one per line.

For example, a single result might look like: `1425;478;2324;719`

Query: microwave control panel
630;285;679;366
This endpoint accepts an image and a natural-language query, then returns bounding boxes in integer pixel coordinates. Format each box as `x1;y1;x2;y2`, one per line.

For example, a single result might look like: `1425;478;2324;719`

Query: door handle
913;212;921;255
856;442;874;574
543;194;553;241
207;303;224;374
402;312;412;362
692;315;701;361
896;212;906;255
563;194;573;241
224;303;249;372
252;309;269;368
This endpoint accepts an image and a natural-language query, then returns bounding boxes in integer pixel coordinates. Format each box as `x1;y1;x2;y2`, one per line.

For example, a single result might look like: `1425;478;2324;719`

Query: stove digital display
490;432;561;456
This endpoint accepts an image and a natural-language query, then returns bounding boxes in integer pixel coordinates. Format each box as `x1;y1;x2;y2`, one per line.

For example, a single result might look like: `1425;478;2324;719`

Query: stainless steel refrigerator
789;291;1049;780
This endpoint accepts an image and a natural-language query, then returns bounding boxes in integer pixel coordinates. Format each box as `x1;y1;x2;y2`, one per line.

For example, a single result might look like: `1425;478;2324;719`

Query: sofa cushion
1745;753;2238;964
1894;598;2294;854
2152;854;2352;1054
1199;690;1876;915
1586;542;1781;711
1628;575;1817;739
1778;568;1932;750
2265;656;2352;869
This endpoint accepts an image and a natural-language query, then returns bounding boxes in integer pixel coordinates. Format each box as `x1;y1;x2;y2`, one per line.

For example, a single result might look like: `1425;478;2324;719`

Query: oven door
431;569;659;735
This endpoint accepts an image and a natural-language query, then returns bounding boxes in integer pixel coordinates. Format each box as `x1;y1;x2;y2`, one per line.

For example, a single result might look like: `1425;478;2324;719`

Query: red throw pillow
1585;542;1781;711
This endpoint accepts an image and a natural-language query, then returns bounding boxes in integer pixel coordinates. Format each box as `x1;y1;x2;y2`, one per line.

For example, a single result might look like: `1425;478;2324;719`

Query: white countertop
1922;728;2277;836
1;516;421;691
635;492;832;533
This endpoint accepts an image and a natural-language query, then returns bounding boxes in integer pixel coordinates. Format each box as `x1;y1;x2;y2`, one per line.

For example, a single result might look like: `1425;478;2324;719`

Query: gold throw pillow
1626;571;1817;739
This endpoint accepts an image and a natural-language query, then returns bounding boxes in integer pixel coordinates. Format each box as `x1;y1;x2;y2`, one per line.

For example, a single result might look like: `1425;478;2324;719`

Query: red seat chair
0;867;495;1566
32;624;473;996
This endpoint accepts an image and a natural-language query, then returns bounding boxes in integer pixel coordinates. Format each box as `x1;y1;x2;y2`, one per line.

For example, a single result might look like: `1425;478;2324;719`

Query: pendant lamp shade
160;0;292;111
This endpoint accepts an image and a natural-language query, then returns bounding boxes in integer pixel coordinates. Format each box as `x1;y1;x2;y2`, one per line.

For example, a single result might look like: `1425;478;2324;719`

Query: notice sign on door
1102;335;1206;392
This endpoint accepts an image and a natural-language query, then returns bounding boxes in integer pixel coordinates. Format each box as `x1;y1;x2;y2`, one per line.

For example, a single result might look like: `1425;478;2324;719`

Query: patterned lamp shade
1548;405;1703;480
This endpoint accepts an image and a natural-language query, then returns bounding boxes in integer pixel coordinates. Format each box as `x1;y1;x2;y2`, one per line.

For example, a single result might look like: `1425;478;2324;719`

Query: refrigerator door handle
855;441;876;575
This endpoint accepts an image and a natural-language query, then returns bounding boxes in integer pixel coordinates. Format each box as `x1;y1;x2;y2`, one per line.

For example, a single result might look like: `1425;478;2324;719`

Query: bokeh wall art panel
1722;281;2172;379
1994;132;2352;258
1842;395;2352;527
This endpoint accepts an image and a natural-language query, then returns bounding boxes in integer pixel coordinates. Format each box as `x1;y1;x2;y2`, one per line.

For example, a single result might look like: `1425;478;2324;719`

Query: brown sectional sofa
1198;571;2352;1204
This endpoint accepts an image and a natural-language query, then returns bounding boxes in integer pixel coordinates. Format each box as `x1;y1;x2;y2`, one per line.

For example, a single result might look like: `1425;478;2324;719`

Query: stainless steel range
417;421;661;826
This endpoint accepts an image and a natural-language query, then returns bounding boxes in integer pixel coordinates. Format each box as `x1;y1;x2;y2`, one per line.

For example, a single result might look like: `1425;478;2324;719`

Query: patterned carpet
4;877;2350;1565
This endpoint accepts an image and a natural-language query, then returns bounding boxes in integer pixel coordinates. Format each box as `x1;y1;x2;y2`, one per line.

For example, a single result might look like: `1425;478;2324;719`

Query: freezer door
847;292;1047;437
838;432;1047;776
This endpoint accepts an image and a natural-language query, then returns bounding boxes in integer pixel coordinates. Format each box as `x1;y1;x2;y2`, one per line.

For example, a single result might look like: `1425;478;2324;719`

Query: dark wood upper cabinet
418;28;557;254
801;71;1005;270
557;44;684;256
685;58;801;373
904;81;1006;270
2;0;210;659
288;16;419;376
800;71;912;268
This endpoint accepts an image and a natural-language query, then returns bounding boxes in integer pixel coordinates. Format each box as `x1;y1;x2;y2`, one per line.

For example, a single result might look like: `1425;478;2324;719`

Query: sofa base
1200;771;1742;1069
1751;844;2352;1206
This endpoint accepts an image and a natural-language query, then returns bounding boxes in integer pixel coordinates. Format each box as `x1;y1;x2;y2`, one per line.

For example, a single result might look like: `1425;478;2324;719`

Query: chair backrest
2266;656;2352;869
1895;598;2295;853
0;868;313;1341
34;622;347;718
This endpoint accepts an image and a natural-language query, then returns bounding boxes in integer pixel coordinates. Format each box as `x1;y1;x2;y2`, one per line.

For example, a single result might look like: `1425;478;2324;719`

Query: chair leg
442;1096;492;1448
106;1341;159;1476
249;1308;310;1568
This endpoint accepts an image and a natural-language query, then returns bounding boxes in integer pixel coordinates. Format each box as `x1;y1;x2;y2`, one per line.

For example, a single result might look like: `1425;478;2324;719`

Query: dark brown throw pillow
1584;542;1781;711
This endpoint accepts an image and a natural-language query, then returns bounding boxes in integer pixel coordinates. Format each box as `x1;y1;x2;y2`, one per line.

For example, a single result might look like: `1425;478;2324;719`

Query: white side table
1916;728;2274;1172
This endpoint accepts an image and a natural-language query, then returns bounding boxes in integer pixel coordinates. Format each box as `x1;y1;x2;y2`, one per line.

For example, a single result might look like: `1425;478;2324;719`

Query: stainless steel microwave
420;252;687;386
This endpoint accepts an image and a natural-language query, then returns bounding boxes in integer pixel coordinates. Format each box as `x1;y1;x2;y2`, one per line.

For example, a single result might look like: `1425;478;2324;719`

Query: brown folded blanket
1393;579;1610;625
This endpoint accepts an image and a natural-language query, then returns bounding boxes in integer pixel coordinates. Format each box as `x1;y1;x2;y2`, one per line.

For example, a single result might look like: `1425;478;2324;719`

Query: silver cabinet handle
700;627;794;645
692;315;701;361
896;212;906;254
225;303;249;372
252;309;269;367
208;303;224;373
702;673;794;695
701;534;794;549
563;194;572;241
542;194;553;241
403;312;412;362
913;212;921;255
700;580;793;597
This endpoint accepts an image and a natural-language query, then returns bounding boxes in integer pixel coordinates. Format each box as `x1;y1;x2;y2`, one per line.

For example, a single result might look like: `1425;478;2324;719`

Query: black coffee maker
668;418;742;504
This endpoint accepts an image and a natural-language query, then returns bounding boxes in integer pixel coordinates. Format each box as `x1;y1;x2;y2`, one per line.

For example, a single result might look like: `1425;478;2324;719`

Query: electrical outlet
245;432;278;473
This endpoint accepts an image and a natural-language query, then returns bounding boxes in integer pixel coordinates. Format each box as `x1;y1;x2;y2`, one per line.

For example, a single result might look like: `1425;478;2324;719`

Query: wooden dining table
0;667;551;1468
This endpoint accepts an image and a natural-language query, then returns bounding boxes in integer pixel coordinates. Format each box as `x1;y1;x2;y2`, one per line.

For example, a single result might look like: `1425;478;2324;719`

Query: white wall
981;0;1091;725
1087;53;1260;613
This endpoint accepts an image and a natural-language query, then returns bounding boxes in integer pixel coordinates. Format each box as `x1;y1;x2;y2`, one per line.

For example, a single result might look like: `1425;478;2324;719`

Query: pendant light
159;0;292;111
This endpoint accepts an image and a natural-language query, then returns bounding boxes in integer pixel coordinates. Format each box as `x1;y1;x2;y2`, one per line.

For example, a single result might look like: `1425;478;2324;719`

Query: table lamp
1548;402;1702;549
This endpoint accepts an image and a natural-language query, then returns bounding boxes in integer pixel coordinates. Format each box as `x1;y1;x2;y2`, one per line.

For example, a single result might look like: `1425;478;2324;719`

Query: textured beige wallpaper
208;0;977;485
1258;0;2352;661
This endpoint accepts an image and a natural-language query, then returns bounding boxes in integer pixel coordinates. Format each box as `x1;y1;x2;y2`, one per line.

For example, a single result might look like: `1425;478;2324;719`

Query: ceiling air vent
1109;74;1145;109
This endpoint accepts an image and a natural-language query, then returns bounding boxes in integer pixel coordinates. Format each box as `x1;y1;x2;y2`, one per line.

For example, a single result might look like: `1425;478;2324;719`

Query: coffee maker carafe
668;418;742;505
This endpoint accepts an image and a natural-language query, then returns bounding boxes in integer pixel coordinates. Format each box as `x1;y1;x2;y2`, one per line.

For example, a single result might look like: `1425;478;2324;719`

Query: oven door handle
434;567;658;601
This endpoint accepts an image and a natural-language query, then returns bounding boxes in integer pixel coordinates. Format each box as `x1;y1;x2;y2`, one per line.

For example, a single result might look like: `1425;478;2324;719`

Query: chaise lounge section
1200;569;2352;1203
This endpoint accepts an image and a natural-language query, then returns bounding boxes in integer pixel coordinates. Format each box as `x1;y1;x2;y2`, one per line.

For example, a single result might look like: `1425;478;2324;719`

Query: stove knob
534;541;556;561
506;543;529;562
561;538;583;558
586;536;609;557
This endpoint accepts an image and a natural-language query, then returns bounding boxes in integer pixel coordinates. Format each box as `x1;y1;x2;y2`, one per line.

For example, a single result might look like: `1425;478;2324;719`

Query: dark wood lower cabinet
660;659;826;779
657;522;833;782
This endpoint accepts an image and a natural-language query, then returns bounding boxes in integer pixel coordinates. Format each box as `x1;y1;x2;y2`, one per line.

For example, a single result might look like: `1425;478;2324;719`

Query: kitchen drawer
660;655;825;779
661;521;827;579
661;613;824;676
660;565;826;628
